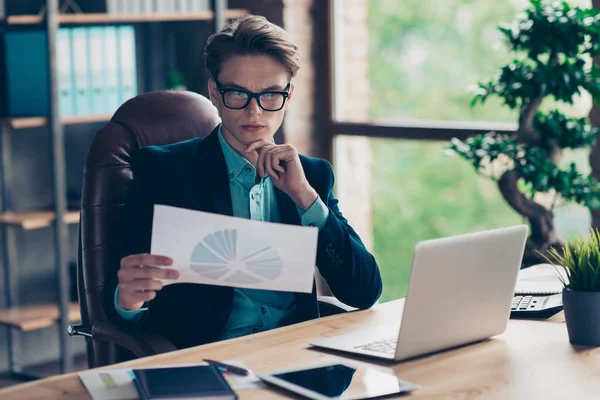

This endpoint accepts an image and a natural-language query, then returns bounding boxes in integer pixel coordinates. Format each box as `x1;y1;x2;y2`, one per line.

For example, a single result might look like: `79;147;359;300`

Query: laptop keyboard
355;338;397;354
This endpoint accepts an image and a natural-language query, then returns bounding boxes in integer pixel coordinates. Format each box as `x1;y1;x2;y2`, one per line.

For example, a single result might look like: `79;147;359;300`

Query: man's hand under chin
244;139;318;210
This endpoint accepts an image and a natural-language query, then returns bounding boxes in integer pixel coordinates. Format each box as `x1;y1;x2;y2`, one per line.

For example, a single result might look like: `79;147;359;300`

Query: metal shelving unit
0;0;231;380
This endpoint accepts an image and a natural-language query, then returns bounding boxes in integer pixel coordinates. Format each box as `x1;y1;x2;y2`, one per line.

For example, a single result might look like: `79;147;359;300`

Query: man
102;15;382;349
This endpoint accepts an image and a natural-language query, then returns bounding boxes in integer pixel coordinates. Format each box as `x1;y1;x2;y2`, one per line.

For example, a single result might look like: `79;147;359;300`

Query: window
328;0;593;302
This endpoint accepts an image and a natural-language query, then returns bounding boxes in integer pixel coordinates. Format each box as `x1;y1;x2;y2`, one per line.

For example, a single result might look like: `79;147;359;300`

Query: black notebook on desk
132;364;237;400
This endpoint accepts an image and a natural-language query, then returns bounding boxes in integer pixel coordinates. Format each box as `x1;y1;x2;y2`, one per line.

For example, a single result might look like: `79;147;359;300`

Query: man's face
208;54;294;151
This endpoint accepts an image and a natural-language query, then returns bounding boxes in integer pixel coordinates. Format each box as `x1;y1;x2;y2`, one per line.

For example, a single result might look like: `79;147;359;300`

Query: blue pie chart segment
190;229;284;284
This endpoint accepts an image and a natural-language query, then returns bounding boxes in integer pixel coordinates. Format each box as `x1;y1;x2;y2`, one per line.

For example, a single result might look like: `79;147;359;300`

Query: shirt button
229;173;234;179
251;194;255;200
246;167;251;173
261;307;267;314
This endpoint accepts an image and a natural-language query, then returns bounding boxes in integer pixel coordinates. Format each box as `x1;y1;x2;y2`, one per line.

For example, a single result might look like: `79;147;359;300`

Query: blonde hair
204;15;301;80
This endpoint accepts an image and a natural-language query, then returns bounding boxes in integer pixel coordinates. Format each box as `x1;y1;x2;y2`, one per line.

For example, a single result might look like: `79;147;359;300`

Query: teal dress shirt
115;128;329;341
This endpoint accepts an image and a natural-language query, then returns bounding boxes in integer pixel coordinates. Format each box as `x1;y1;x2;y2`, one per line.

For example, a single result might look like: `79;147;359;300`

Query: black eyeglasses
215;81;291;112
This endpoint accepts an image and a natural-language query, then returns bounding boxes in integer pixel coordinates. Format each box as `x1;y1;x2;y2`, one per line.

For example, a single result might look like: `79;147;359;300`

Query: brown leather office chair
69;90;353;369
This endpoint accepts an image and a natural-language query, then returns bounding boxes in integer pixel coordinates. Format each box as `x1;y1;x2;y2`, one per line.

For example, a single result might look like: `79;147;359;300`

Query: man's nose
246;97;262;116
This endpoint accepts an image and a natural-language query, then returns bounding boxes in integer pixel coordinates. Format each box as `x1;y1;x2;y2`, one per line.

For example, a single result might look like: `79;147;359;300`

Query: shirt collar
217;126;255;182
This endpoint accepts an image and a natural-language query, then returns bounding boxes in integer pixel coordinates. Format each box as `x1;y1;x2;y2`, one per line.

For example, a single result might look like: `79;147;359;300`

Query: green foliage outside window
364;0;594;302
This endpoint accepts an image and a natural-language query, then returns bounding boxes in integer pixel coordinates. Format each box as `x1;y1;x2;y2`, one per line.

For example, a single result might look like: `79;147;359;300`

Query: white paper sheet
150;205;318;293
79;360;262;400
515;263;568;294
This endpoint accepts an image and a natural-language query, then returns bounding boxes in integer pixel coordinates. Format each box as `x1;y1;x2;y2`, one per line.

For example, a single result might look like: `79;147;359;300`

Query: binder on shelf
103;26;121;114
174;0;185;13
164;0;175;13
141;0;154;14
88;27;107;115
4;31;50;116
123;0;139;15
118;26;138;105
153;0;164;13
71;27;92;116
132;0;143;14
57;29;75;117
190;0;210;12
106;0;120;14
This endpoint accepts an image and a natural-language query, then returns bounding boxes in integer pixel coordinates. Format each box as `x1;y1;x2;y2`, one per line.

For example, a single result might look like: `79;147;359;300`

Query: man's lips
241;124;266;131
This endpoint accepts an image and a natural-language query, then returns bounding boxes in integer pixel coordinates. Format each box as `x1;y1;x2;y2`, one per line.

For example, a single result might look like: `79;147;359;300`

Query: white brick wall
283;0;373;252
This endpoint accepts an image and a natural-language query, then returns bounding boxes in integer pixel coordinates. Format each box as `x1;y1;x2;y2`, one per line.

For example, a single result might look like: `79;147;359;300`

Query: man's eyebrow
219;81;289;91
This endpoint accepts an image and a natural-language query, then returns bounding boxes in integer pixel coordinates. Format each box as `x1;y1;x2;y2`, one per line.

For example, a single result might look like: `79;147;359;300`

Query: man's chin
239;130;275;144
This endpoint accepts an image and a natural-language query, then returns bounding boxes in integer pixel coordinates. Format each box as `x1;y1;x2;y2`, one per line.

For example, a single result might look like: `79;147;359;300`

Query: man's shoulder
140;137;203;160
299;153;331;171
299;154;334;189
134;137;203;170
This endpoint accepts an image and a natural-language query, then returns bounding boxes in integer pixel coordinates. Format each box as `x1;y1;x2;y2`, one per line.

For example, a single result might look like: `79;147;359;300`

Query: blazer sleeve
101;147;156;330
315;160;383;309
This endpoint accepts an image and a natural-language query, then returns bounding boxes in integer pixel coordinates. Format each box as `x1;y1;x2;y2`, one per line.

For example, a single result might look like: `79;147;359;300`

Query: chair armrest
90;322;177;358
317;296;358;317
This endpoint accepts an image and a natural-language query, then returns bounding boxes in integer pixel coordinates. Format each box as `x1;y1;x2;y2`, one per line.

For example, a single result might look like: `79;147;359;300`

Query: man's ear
208;79;219;107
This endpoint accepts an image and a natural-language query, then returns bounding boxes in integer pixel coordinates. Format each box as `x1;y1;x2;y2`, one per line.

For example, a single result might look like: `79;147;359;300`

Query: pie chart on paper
189;229;284;284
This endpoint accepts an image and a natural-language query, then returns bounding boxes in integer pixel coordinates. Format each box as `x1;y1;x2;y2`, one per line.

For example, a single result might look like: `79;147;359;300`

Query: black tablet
258;361;419;400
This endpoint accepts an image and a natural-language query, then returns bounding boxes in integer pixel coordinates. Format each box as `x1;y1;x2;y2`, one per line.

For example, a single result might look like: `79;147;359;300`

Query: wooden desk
1;299;599;399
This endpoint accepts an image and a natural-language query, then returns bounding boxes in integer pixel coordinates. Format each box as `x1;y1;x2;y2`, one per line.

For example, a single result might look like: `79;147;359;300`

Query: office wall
0;123;100;373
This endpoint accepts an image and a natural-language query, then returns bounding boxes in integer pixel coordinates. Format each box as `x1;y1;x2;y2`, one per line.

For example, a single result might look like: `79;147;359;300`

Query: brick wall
283;0;373;250
282;0;316;156
332;0;373;249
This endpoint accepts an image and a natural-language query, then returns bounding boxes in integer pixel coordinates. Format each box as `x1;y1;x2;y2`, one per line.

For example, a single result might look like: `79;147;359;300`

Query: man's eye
261;93;276;99
230;90;246;98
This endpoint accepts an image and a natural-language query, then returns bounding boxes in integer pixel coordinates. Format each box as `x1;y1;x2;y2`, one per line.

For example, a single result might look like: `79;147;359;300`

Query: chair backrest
79;90;220;367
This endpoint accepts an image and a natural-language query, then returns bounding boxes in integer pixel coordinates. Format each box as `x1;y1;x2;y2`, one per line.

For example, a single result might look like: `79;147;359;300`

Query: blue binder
4;31;50;116
87;27;107;115
104;26;121;114
71;27;92;115
57;28;75;117
117;26;137;105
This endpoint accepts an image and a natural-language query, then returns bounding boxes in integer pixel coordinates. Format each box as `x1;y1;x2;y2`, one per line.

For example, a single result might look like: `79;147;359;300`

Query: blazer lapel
196;127;233;217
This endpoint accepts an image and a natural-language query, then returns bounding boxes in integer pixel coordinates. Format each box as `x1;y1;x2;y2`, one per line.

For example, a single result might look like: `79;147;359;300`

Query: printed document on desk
151;205;318;293
79;360;261;400
515;263;568;295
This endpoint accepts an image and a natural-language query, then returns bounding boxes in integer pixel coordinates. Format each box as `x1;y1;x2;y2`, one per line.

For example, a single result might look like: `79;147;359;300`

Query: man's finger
256;145;267;178
244;139;272;153
264;151;279;180
123;279;164;292
121;254;173;269
269;149;287;173
119;266;179;281
126;290;157;303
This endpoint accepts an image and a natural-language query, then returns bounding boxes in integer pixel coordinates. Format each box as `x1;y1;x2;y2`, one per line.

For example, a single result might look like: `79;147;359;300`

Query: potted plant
447;0;600;265
543;228;600;346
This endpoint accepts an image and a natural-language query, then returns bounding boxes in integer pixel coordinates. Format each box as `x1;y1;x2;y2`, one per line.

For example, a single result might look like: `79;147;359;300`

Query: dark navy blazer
102;126;382;349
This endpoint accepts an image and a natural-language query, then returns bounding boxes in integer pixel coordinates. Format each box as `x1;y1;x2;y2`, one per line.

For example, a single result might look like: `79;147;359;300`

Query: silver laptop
310;225;528;361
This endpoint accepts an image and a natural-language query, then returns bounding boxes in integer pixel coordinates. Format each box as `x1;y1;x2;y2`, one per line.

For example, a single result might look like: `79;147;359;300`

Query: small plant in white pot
543;229;600;346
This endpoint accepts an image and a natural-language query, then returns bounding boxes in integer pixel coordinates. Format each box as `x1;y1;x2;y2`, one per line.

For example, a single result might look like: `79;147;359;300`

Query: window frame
321;0;516;163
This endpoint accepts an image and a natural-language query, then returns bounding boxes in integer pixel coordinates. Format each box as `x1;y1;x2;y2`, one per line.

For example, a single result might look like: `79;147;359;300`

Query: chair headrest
111;90;221;148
